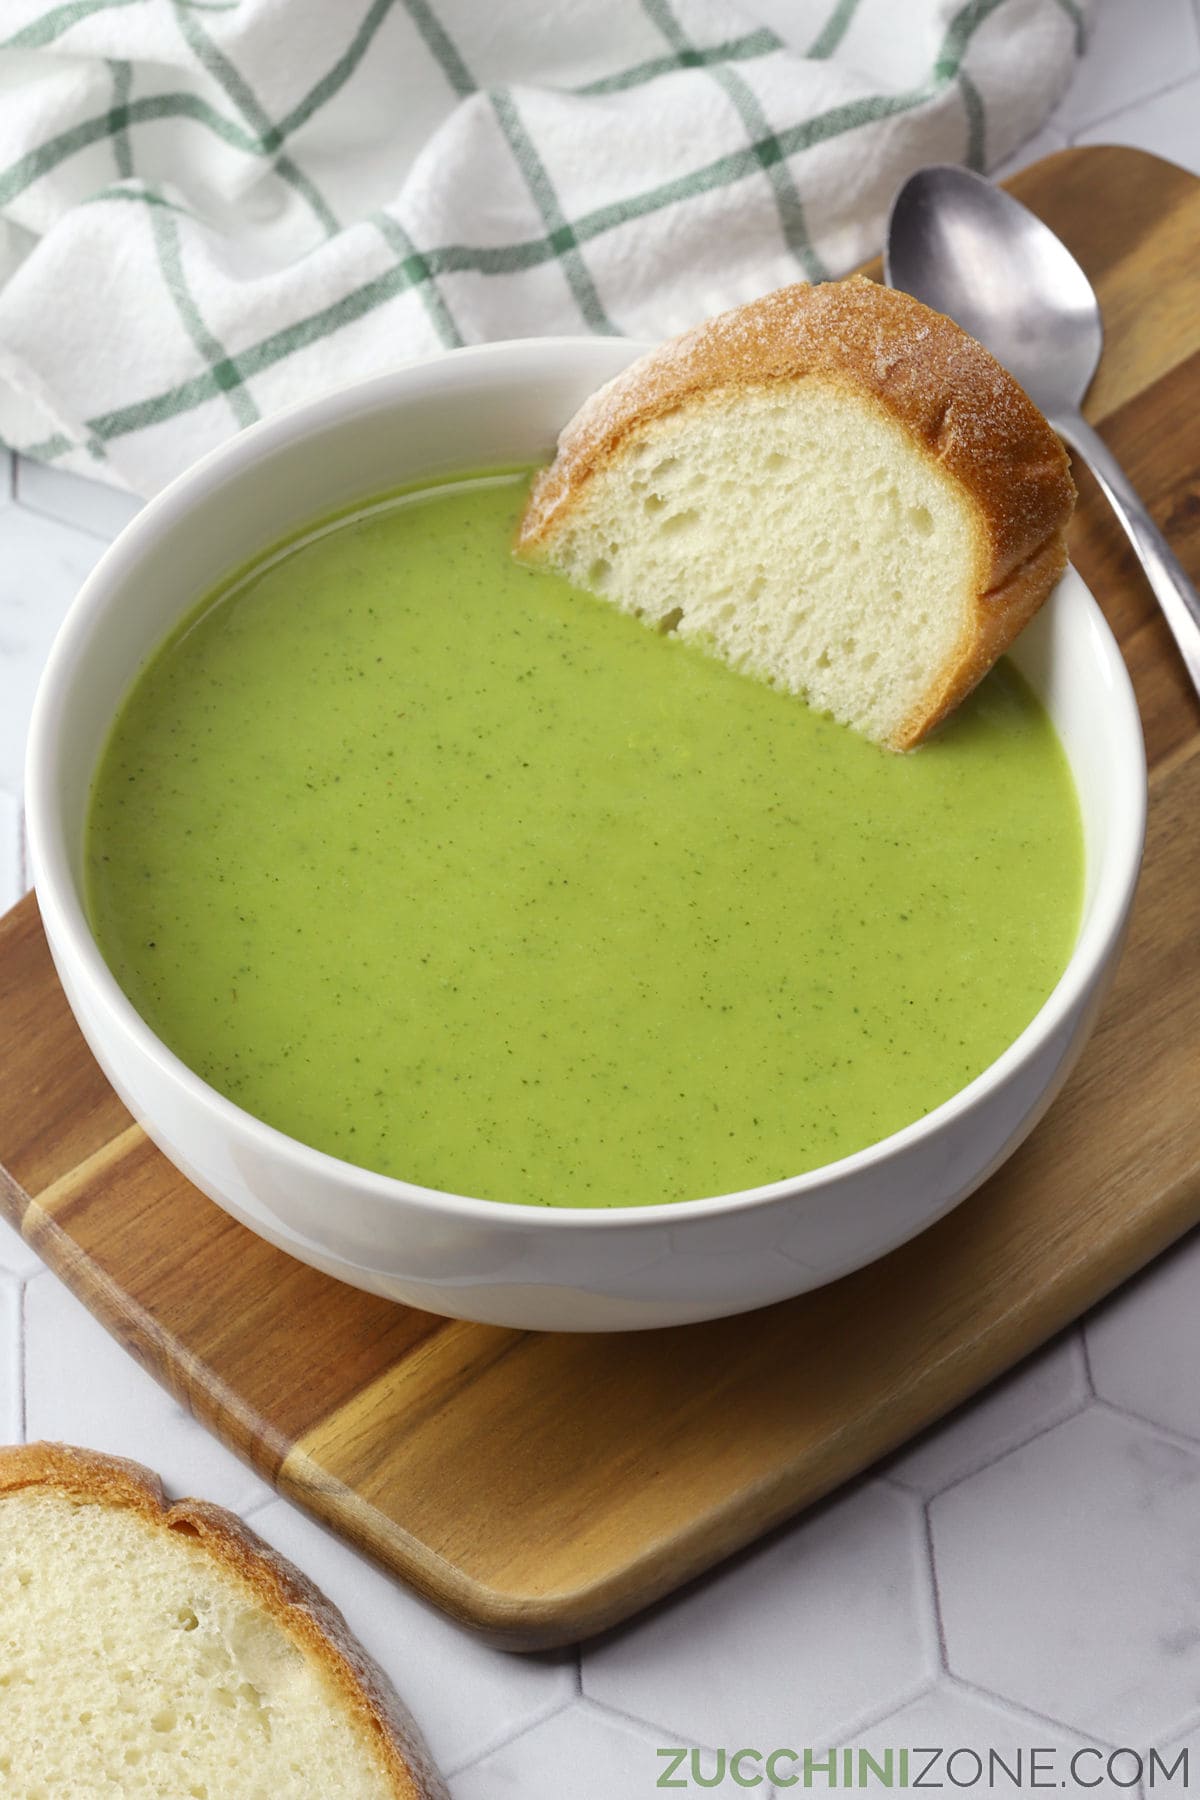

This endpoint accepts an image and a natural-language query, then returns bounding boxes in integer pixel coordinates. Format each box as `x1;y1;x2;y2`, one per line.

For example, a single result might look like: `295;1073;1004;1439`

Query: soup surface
87;470;1082;1208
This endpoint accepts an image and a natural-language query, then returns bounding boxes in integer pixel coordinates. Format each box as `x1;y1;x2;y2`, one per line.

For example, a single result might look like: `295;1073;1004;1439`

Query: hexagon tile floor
3;3;1200;1792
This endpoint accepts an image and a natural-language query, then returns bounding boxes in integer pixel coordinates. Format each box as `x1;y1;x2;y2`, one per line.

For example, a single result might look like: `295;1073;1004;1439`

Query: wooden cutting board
2;146;1198;1651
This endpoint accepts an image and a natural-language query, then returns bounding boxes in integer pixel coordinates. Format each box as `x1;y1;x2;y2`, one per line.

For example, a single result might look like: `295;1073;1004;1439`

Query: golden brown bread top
0;1441;447;1800
518;274;1075;608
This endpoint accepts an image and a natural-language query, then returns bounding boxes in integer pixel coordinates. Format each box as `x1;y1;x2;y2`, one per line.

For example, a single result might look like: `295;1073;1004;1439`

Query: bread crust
517;275;1075;748
0;1441;447;1800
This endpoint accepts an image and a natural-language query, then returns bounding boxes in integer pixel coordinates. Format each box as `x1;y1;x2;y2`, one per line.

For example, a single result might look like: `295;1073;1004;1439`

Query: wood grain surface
2;146;1197;1649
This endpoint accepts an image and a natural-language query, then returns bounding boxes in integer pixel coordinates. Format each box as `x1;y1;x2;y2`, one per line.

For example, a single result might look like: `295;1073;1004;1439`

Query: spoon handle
1052;410;1200;702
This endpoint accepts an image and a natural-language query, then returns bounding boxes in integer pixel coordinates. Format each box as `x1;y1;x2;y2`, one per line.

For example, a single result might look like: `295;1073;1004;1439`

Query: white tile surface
1086;1228;1200;1440
1161;1722;1200;1794
0;1212;44;1280
15;457;143;542
1052;0;1200;131
584;1480;936;1745
23;1271;276;1517
1075;72;1200;176
3;12;1200;1793
450;1703;696;1800
991;123;1070;182
887;1330;1089;1497
0;501;108;795
0;788;20;912
855;1685;1133;1797
0;1275;21;1443
931;1406;1200;1741
246;1496;575;1776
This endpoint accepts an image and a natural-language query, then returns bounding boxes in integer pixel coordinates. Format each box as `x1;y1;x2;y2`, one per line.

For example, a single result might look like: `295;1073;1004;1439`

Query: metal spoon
885;162;1200;700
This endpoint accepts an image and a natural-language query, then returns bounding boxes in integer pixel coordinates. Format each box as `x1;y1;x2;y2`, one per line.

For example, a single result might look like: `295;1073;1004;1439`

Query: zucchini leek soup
86;469;1083;1210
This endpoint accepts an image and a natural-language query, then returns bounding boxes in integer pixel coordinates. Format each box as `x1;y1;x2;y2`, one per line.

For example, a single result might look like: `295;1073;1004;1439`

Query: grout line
888;1386;1094;1505
825;1681;939;1740
922;1500;951;1676
441;1693;577;1780
918;1393;1095;1506
878;1469;920;1496
574;1696;778;1791
1078;1322;1097;1398
831;1671;933;1745
949;1663;1129;1749
576;1692;726;1762
568;1703;776;1796
10;491;129;546
1154;1697;1200;1748
1090;1394;1200;1455
940;1670;1125;1752
1064;63;1200;139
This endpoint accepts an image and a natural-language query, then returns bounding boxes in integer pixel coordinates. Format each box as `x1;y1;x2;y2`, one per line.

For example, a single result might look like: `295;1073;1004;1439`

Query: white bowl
26;339;1146;1332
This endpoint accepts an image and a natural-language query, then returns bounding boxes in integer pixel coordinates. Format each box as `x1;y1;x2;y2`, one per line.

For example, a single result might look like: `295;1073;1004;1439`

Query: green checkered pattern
0;0;1089;493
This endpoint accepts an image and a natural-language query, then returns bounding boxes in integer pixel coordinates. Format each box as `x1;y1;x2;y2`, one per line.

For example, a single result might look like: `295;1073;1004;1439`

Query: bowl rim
26;335;1148;1233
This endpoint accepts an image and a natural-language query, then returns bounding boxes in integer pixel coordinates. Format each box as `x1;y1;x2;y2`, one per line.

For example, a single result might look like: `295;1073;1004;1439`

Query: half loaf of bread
517;275;1075;749
0;1441;446;1799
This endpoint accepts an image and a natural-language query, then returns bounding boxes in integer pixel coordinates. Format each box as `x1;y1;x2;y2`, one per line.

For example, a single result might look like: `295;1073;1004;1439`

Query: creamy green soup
86;470;1082;1208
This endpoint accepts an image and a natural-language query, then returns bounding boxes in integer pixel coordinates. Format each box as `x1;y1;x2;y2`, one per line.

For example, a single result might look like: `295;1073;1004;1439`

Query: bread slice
0;1442;446;1800
516;275;1075;750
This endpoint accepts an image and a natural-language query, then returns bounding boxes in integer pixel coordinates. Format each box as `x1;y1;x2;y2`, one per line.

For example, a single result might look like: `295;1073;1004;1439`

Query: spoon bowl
885;163;1101;417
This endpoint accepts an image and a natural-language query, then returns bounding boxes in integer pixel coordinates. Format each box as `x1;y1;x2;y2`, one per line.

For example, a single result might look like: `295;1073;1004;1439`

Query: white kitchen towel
0;0;1088;495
